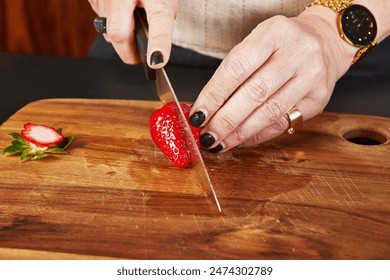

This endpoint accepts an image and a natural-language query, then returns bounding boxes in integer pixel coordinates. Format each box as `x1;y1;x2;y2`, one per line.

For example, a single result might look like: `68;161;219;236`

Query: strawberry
21;123;64;147
149;102;200;168
2;123;73;162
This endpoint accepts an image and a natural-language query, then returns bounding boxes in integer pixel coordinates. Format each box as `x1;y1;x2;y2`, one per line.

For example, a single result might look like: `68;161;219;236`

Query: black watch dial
340;4;377;47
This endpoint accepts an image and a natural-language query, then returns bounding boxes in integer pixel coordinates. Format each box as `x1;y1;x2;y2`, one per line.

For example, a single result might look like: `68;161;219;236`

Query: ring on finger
94;17;107;33
285;106;303;135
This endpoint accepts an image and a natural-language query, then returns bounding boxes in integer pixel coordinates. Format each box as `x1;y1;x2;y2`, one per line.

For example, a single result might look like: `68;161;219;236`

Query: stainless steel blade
134;8;221;212
156;69;222;212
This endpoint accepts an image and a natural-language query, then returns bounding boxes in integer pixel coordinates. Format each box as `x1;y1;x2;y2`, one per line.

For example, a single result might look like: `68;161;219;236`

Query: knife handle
134;8;156;81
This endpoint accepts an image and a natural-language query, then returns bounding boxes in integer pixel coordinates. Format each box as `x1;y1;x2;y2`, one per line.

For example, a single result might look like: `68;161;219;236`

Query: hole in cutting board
343;129;388;146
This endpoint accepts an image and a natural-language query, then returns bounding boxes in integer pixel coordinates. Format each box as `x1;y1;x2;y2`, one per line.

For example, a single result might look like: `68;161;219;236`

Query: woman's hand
190;7;357;153
88;0;178;68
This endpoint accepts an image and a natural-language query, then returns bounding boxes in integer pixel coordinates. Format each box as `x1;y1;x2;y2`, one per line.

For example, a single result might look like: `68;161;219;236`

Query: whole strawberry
149;102;200;168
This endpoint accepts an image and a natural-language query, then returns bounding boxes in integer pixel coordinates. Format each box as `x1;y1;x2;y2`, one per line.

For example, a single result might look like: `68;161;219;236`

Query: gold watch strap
307;0;353;12
352;41;377;64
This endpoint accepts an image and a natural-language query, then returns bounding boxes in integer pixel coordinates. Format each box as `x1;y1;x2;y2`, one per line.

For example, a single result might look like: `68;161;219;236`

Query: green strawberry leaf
31;153;50;161
46;148;66;154
2;141;29;156
3;145;23;156
58;136;73;149
11;140;28;147
57;128;63;134
20;149;34;162
8;132;28;144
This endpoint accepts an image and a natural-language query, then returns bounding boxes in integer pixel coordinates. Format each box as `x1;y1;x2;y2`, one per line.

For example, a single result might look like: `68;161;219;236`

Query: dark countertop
0;51;389;124
0;52;215;124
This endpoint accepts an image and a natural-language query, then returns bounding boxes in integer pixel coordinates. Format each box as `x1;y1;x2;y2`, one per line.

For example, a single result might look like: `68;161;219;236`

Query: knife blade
134;8;221;212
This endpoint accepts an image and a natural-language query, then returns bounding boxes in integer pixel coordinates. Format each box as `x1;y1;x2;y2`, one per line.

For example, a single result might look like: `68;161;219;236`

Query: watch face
340;4;377;47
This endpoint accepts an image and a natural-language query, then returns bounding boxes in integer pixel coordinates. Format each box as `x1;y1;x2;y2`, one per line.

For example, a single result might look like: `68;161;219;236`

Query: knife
134;8;221;212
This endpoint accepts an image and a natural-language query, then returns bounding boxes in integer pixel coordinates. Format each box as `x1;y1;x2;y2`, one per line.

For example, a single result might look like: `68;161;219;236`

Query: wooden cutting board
0;99;389;259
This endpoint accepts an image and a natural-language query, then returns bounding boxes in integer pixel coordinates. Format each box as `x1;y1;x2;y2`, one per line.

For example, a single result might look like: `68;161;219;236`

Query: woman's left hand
189;7;356;153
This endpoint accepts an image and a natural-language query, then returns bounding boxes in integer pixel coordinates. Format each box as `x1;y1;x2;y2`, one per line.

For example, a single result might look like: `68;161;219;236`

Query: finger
190;24;278;124
215;76;313;151
90;0;111;43
103;33;111;43
241;114;290;147
88;0;100;14
240;96;322;147
143;0;176;68
200;50;299;149
106;0;141;64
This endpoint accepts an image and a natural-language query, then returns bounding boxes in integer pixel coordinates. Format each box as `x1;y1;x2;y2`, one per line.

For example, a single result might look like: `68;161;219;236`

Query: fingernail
189;111;205;127
200;133;215;149
93;17;107;33
150;51;164;65
209;143;223;154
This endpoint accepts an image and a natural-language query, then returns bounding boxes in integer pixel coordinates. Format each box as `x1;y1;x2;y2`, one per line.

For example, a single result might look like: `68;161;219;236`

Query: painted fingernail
93;17;107;33
200;133;215;149
150;51;163;65
189;111;205;127
209;143;223;154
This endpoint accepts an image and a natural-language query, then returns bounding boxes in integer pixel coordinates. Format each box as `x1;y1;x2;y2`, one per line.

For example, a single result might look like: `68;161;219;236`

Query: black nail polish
150;51;164;65
189;111;205;127
93;17;107;33
200;133;215;149
209;143;223;154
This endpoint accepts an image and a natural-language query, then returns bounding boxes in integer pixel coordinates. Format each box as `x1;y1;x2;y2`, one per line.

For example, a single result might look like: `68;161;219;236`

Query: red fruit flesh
21;123;64;147
149;102;201;168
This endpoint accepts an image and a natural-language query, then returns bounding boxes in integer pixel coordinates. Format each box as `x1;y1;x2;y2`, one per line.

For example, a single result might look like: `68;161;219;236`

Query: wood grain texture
0;99;389;260
0;0;97;56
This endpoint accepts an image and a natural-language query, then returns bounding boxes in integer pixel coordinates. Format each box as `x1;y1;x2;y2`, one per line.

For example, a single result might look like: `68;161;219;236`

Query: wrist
298;7;356;77
303;1;384;68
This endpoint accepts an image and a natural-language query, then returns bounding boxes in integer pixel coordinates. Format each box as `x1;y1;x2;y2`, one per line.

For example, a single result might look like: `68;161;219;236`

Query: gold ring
285;106;303;135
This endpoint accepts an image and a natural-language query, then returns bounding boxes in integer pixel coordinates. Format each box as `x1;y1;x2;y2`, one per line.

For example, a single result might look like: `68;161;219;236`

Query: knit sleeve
172;0;312;59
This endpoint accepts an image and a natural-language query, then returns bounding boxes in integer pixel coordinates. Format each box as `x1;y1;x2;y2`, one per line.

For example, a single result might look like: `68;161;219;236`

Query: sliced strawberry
21;123;64;147
149;102;201;168
180;103;201;148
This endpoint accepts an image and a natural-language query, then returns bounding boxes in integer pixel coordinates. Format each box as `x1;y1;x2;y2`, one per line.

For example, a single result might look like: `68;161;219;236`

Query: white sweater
172;0;312;58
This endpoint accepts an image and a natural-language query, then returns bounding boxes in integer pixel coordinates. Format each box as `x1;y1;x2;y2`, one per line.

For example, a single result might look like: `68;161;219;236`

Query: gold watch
307;0;377;64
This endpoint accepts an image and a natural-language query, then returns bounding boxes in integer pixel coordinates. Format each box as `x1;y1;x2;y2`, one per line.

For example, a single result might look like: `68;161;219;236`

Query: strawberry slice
21;123;64;147
149;102;200;168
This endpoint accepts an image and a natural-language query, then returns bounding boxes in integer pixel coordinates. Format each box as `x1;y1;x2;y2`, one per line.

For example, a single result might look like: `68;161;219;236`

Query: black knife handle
134;8;156;81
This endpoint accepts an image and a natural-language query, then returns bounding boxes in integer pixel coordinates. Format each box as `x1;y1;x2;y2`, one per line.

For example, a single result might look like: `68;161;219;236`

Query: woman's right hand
88;0;178;68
